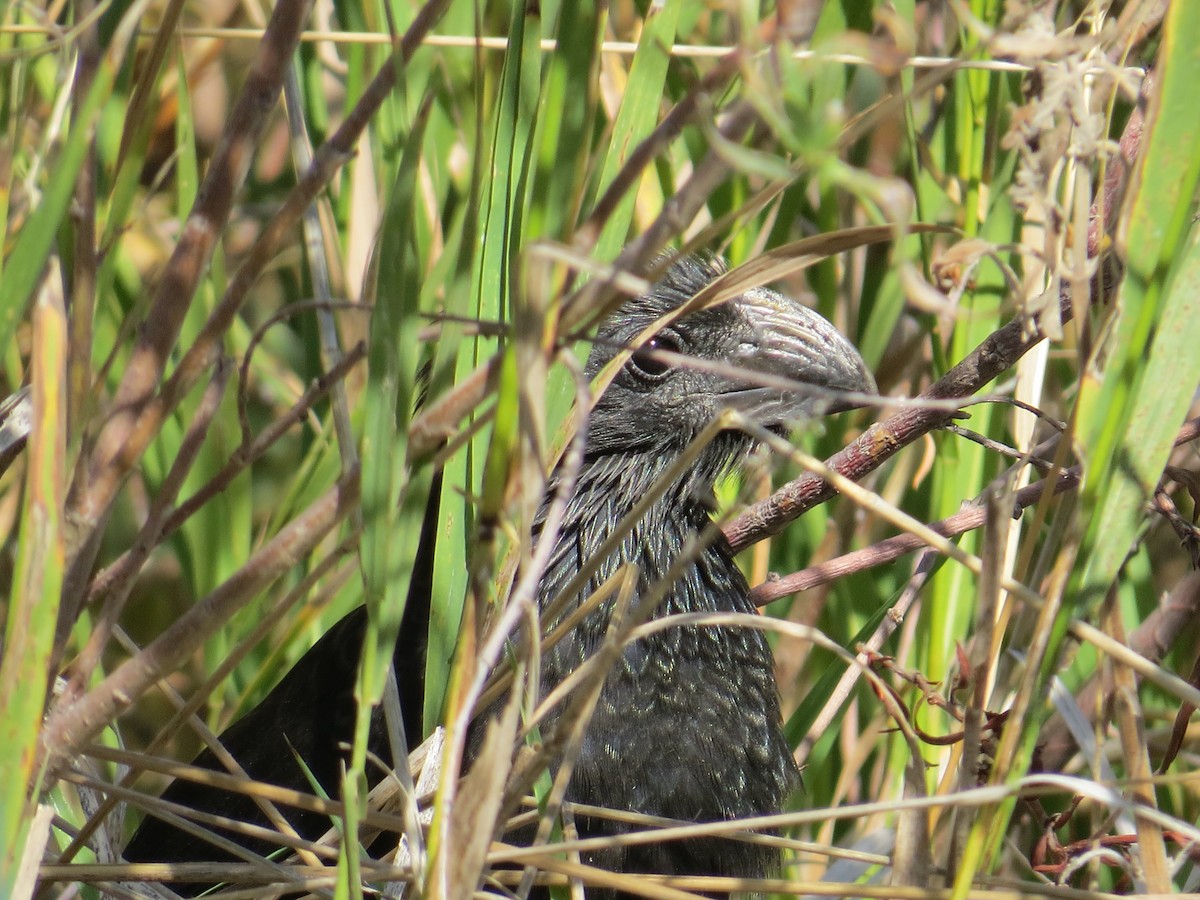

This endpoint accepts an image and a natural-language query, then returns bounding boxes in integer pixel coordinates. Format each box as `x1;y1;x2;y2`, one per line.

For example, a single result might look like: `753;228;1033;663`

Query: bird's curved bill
720;287;877;424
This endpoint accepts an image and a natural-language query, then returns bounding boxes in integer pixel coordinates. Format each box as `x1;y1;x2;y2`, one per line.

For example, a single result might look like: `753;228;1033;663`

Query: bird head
583;257;875;469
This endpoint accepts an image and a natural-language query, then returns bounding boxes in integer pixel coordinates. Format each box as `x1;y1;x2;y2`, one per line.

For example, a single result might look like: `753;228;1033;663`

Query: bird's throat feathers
536;443;755;673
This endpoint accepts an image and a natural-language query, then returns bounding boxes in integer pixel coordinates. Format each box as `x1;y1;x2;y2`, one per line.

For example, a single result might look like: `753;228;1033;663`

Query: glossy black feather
122;474;439;883
124;257;874;897
527;257;876;891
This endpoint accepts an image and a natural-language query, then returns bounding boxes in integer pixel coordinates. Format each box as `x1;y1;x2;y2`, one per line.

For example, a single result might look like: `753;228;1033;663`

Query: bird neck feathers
535;443;754;674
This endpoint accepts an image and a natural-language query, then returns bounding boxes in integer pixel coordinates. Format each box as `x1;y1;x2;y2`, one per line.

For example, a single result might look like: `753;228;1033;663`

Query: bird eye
630;334;680;380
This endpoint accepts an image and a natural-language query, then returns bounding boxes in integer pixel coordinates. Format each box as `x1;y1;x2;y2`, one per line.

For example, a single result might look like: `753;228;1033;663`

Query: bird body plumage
535;447;798;884
124;256;875;897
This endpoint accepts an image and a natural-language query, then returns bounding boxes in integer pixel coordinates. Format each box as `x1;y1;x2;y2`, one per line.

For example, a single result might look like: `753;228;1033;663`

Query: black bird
124;257;874;895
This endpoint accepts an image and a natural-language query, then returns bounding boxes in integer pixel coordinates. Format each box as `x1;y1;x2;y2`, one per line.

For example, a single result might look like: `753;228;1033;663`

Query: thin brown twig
60;766;318;887
724;305;1080;554
749;468;1082;605
66;358;233;701
749;412;1200;602
68;0;99;434
81;739;409;843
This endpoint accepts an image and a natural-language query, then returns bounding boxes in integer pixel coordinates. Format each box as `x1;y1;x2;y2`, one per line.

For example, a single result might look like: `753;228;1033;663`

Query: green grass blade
0;12;129;355
591;0;683;262
344;92;436;900
0;277;66;891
